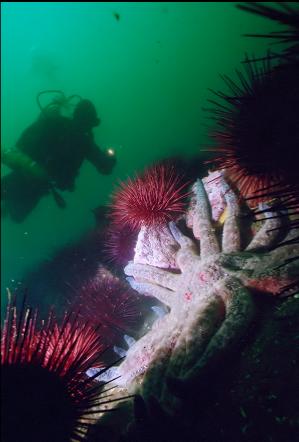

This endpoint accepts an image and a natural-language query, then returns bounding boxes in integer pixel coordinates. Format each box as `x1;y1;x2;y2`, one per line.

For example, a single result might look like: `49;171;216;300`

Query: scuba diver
1;91;116;222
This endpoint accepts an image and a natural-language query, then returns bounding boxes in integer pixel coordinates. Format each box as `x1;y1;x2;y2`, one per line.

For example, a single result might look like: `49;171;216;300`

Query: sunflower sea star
95;174;299;414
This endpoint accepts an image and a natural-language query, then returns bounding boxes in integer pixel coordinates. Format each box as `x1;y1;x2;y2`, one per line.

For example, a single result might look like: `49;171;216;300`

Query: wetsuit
1;114;115;222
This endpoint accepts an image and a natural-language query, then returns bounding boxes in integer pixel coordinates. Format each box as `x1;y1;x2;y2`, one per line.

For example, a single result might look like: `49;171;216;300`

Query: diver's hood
73;99;100;127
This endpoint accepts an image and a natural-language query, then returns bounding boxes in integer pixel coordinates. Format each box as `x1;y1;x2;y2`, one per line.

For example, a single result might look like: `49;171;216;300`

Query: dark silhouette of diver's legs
1;172;49;223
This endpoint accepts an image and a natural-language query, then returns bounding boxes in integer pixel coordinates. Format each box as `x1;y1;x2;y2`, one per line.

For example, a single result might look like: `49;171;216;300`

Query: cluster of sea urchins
1;295;127;442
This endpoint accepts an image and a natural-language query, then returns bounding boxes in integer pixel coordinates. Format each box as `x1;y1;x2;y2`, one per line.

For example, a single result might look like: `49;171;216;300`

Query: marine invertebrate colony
1;295;121;442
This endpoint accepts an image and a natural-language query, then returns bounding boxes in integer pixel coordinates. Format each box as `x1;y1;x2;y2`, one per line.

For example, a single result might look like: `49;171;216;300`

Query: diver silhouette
1;91;116;222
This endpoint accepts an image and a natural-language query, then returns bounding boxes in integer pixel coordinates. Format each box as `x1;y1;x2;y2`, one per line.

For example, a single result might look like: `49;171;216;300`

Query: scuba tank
1;149;66;209
2;149;49;181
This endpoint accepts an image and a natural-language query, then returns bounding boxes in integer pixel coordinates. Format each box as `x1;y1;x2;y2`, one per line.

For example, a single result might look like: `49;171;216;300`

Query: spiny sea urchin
237;2;299;60
206;56;299;206
70;267;140;345
1;294;122;442
103;225;138;270
19;228;106;319
110;163;190;230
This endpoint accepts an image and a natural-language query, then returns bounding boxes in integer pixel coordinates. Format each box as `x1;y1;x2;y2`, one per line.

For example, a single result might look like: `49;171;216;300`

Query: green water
1;2;277;301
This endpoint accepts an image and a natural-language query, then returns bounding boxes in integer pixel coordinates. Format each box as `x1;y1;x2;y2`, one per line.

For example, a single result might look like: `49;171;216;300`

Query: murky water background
1;2;277;305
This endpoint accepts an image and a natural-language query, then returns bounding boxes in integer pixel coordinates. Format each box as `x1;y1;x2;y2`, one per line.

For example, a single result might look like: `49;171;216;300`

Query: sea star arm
193;179;220;256
168;221;198;272
186;279;254;379
222;181;241;253
126;277;175;307
246;203;283;251
164;293;225;379
124;262;179;291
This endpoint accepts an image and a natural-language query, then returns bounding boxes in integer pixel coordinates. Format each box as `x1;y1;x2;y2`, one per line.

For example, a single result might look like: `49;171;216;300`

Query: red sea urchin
206;56;299;207
110;164;190;230
203;5;299;209
237;2;299;60
103;225;138;269
1;294;121;442
71;267;140;345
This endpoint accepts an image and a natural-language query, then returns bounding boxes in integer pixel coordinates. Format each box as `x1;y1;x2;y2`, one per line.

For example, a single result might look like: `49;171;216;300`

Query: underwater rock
133;223;179;269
